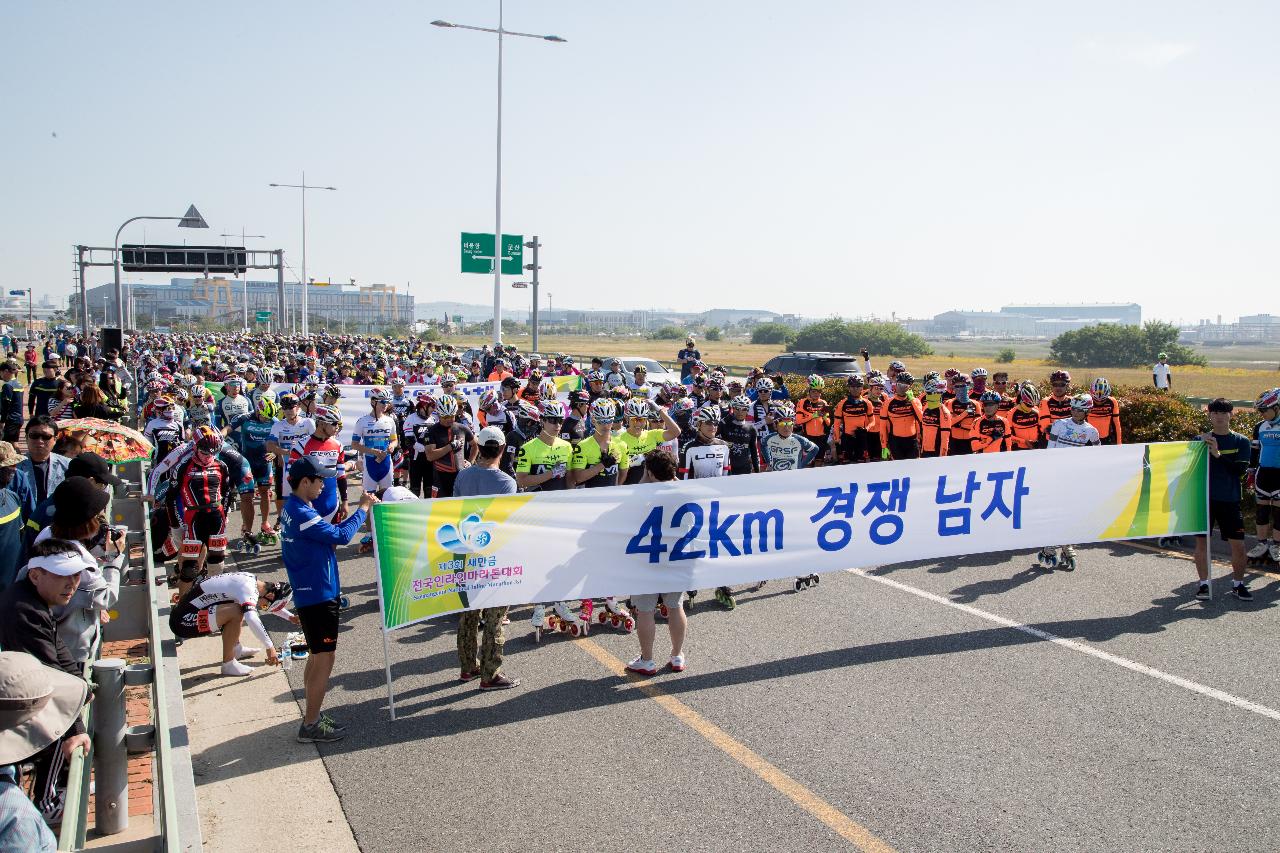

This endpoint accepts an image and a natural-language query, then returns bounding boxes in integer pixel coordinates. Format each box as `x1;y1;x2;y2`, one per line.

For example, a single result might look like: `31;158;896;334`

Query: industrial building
904;303;1142;338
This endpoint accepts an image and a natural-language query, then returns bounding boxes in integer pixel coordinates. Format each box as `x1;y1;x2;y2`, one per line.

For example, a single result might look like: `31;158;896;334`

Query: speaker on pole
100;327;123;356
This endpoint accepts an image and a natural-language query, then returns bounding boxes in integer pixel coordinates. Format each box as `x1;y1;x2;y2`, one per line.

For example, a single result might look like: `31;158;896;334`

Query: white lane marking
847;568;1280;724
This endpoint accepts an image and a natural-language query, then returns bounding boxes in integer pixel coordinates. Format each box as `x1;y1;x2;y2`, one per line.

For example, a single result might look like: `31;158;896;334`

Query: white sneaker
1270;542;1280;562
625;656;658;675
1247;542;1269;559
233;644;261;660
669;654;686;672
221;659;252;676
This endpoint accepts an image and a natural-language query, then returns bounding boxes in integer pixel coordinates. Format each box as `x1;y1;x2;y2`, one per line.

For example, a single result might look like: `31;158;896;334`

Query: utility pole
26;289;33;336
525;236;541;352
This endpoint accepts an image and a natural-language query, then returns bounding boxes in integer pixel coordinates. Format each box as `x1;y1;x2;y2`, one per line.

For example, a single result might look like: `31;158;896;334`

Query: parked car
602;356;682;385
761;351;863;379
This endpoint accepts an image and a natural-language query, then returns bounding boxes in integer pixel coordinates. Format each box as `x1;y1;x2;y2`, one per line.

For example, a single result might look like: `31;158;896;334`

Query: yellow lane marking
1116;540;1280;581
574;637;896;853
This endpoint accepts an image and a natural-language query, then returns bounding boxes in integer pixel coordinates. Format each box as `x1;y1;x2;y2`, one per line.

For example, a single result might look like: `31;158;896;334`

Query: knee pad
1258;504;1274;527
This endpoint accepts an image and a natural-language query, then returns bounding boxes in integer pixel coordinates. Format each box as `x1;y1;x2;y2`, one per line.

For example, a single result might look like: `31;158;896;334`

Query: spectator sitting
0;539;96;821
0;651;91;852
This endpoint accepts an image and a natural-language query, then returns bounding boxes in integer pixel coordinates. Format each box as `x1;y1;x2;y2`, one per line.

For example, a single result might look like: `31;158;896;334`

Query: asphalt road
214;513;1280;853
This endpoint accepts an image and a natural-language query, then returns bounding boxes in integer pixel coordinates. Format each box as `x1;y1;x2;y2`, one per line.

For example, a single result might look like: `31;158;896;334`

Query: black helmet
261;581;293;615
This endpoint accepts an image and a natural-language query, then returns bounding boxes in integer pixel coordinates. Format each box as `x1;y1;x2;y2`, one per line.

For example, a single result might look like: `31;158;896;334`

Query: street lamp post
269;173;336;337
431;5;565;345
113;205;208;332
221;229;265;330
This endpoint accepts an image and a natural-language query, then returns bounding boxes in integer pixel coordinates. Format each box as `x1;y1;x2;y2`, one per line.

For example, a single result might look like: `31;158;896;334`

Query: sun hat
0;441;24;468
0;651;88;764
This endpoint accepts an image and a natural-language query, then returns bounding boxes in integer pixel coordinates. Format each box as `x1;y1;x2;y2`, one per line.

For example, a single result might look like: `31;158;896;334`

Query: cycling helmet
623;399;649;420
978;390;1002;405
189;385;208;401
943;368;961;380
539;400;567;421
1049;370;1071;385
971;368;988;379
894;371;915;386
435;395;460;418
369;388;392;405
633;364;648;374
193;425;222;454
477;388;500;410
585;369;605;383
866;370;884;383
669;397;696;418
278;392;299;409
729;394;752;410
609;386;632;402
527;368;544;382
1018;383;1041;406
153;397;174;414
255;396;277;418
706;379;724;391
511;399;541;425
390;376;406;387
846;374;864;387
323;384;342;400
1090;377;1111;398
922;371;940;384
260;580;293;615
538;378;558;400
313;405;343;427
1255;388;1280;412
708;370;726;384
223;377;243;390
755;377;775;393
771;401;796;420
568;389;590;406
590;398;618;423
692;404;723;426
888;360;905;372
924;378;946;395
1069;393;1093;413
171;388;189;405
304;375;320;387
807;374;826;390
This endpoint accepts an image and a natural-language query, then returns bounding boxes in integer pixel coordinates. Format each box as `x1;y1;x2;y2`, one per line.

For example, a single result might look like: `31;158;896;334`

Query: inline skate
1246;541;1280;568
714;586;736;610
257;524;278;547
593;597;635;633
794;574;820;591
1037;546;1060;570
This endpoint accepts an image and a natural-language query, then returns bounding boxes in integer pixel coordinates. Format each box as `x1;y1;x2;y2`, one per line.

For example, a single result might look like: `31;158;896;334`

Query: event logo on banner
372;441;1207;631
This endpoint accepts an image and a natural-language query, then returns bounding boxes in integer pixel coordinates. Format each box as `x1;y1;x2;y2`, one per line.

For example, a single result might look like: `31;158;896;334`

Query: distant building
911;303;1142;338
1001;303;1142;325
1182;313;1280;345
80;277;413;332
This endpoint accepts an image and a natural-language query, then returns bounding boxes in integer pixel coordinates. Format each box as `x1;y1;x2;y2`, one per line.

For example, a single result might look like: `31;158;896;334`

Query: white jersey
176;572;273;651
218;393;251;427
270;416;316;495
1047;418;1101;449
762;433;817;471
681;439;731;480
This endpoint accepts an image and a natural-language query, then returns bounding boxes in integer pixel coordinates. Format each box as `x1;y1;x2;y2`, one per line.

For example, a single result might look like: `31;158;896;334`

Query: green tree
704;327;723;342
791;319;932;357
750;322;796;345
1049;323;1206;368
649;326;686;341
995;348;1016;363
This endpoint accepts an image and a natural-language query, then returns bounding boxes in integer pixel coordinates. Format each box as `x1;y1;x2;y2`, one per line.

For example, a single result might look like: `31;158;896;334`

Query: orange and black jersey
880;395;925;441
1087;396;1123;443
795;398;831;439
518;386;542;406
921;405;952;455
996;394;1016;416
1038;395;1072;431
832;397;879;439
1009;406;1043;449
971;415;1012;453
948;397;977;440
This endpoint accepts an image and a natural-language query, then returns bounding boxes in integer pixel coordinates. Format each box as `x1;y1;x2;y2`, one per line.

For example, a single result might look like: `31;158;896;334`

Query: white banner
372;442;1208;630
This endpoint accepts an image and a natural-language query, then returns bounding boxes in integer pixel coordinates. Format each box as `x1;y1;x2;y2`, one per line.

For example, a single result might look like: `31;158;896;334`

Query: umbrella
56;418;152;464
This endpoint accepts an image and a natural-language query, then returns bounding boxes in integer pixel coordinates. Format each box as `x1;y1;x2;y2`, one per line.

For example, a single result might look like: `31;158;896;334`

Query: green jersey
569;434;630;488
515;435;573;492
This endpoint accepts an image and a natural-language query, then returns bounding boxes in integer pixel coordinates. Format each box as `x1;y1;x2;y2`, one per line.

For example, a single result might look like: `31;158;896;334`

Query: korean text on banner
372;441;1207;631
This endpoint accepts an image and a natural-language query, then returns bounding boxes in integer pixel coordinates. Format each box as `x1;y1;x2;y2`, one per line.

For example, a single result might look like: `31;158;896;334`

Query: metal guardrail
56;631;100;851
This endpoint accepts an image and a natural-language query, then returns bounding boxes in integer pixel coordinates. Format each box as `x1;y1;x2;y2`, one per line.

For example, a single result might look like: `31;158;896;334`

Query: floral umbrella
56;418;152;464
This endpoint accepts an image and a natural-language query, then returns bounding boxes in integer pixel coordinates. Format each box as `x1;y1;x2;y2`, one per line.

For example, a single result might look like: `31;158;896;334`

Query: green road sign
452;315;463;325
461;232;524;275
255;310;272;322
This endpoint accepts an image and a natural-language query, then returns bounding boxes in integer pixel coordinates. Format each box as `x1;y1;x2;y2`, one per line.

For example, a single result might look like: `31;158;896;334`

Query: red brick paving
88;639;154;822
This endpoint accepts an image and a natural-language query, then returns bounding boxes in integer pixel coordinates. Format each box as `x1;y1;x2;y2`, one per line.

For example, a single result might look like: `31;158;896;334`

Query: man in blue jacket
280;455;378;744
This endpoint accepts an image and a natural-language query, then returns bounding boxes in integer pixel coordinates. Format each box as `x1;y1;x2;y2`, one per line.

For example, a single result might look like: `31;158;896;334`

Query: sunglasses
28;432;55;441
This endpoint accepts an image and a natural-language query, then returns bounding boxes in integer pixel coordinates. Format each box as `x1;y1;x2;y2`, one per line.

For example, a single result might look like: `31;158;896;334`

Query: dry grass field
450;333;1279;402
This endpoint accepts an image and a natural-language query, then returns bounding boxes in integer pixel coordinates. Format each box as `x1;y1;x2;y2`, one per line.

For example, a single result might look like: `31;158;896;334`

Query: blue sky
3;1;1276;323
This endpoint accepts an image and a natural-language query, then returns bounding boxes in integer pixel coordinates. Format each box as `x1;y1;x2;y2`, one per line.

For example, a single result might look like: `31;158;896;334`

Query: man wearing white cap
451;426;519;690
0;651;90;850
0;539;95;822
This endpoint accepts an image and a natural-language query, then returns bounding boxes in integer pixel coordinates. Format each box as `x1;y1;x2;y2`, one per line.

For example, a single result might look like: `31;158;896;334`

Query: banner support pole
371;511;398;720
1204;441;1214;601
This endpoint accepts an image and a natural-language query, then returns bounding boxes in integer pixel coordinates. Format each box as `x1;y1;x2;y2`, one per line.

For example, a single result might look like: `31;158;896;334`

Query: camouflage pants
457;607;509;680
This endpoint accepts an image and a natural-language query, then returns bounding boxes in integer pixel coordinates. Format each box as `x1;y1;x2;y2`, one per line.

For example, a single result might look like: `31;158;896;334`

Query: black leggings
409;454;434;498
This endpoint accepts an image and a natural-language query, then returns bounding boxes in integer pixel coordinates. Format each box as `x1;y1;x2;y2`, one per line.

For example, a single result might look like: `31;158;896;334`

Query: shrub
704;327;723;342
1049;322;1207;368
750;322;795;346
791;320;932;357
649;326;686;341
995;348;1016;363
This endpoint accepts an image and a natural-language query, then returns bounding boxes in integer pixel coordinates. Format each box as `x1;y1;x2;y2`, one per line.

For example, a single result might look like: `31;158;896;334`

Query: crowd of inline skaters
121;330;1280;644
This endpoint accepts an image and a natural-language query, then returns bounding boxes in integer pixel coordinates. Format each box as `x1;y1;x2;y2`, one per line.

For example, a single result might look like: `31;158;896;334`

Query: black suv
761;351;862;378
